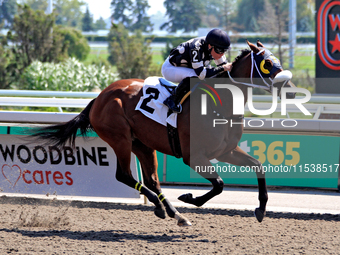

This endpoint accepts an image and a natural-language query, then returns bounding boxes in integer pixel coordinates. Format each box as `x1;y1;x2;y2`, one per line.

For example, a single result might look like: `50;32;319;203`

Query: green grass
152;53;164;65
85;46;165;66
289;55;315;70
84;53;110;64
83;48;110;66
151;46;165;65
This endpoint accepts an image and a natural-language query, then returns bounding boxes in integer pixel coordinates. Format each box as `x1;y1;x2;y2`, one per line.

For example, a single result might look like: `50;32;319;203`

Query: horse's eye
260;59;272;74
264;59;273;70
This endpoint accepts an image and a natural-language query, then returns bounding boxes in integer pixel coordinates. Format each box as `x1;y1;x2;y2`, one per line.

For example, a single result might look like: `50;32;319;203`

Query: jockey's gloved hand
223;63;233;72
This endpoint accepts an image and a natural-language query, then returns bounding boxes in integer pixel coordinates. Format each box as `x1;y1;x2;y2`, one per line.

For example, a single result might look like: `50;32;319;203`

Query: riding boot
163;77;191;113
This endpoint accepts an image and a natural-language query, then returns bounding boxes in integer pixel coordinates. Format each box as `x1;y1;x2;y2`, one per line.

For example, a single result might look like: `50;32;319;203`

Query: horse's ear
246;40;260;54
257;40;265;48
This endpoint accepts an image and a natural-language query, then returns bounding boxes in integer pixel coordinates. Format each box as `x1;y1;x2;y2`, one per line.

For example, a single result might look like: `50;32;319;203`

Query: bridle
227;50;291;93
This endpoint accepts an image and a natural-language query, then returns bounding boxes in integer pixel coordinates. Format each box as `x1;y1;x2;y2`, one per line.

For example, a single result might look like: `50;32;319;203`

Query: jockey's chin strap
227;51;275;93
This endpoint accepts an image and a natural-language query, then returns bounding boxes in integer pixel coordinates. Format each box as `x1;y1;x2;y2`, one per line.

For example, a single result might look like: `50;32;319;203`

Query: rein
227;51;273;92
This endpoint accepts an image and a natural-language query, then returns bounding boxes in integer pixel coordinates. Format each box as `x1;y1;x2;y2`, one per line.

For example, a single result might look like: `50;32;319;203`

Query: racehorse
30;41;296;226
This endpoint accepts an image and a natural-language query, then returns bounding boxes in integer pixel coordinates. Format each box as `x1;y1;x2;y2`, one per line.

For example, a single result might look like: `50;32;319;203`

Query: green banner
161;134;339;189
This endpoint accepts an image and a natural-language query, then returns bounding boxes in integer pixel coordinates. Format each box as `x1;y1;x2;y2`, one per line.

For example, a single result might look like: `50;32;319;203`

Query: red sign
317;0;340;70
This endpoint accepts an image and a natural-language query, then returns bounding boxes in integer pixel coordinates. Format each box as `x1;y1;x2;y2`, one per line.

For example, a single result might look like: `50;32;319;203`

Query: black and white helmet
206;28;231;53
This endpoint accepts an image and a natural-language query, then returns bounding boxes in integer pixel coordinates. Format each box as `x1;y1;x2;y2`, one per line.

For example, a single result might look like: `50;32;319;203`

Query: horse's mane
216;49;251;78
232;49;251;65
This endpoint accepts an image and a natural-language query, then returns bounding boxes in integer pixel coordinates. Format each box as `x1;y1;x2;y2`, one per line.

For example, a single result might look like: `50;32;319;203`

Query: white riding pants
161;57;197;83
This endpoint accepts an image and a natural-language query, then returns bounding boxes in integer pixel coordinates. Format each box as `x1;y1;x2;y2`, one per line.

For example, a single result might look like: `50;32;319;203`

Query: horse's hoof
175;212;192;227
178;193;204;207
154;205;166;219
177;218;192;227
178;193;193;203
254;208;266;222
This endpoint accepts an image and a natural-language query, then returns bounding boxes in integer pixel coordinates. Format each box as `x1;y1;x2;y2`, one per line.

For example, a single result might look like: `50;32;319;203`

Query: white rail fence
1;90;340;133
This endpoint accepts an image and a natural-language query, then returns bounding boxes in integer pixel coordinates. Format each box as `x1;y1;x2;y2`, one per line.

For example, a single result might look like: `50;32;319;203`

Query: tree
201;0;237;29
297;0;314;32
94;17;107;31
54;0;86;29
130;0;153;32
110;0;133;28
258;0;288;65
108;23;154;79
0;0;17;28
7;5;67;68
82;6;93;31
0;39;18;89
234;0;266;32
0;5;68;88
110;0;152;32
108;23;129;65
57;26;90;61
161;0;205;33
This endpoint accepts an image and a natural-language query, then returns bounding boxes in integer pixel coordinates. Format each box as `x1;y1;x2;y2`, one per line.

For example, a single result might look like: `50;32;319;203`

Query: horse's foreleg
132;140;191;226
216;146;268;222
178;156;224;207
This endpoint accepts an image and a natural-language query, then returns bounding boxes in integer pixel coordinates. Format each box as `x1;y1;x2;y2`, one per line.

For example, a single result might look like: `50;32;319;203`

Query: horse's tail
30;99;96;149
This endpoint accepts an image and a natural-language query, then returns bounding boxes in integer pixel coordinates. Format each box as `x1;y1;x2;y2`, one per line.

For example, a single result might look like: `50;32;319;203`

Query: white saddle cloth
135;77;178;128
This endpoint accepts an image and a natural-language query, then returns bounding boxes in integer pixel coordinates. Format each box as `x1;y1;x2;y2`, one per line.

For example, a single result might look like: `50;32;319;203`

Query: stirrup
173;104;182;113
168;103;182;113
163;97;182;113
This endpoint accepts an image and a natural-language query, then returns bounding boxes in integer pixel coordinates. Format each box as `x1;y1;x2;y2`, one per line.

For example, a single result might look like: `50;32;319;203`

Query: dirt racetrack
0;196;339;254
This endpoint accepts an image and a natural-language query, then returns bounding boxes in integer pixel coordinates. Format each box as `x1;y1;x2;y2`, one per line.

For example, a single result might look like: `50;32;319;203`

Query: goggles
213;46;228;54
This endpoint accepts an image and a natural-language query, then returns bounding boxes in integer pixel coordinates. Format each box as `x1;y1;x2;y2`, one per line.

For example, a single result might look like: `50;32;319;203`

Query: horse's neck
230;53;251;107
239;84;248;106
212;53;251;116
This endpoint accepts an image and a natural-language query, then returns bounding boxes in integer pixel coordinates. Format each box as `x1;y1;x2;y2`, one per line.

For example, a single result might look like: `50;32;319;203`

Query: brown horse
30;41;295;226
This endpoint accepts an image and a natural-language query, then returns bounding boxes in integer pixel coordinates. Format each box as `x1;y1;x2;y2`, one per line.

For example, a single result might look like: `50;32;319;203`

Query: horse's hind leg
132;139;192;227
92;116;166;219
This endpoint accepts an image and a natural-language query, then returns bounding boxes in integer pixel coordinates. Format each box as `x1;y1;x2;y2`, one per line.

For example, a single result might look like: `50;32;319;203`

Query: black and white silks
168;37;227;80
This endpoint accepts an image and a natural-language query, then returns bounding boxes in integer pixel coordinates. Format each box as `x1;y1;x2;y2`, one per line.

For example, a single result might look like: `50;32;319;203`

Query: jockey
162;28;233;113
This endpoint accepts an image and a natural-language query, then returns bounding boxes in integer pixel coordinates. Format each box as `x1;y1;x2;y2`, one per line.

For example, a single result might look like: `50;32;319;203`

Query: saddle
159;78;177;91
159;77;193;104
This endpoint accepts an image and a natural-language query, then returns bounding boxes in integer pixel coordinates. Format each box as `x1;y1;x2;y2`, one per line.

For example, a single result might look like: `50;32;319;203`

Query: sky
83;0;166;20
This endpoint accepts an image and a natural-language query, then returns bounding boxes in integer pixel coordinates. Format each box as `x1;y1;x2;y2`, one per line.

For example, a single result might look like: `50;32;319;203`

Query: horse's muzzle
285;92;296;99
284;80;297;99
273;70;296;99
272;70;293;84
